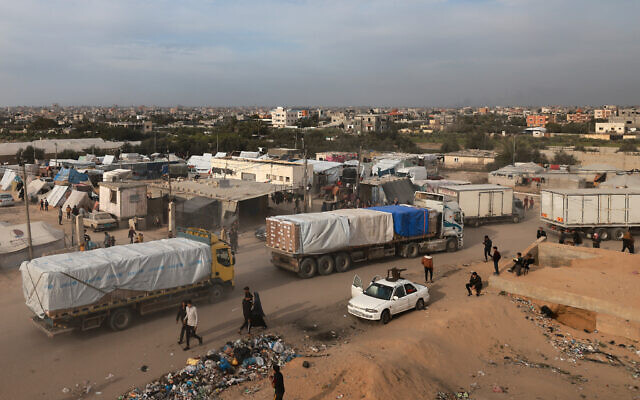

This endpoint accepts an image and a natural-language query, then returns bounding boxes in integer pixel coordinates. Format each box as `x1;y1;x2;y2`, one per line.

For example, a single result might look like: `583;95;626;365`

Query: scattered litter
121;334;298;399
105;373;114;380
140;365;149;372
492;385;505;393
62;387;70;394
303;361;311;368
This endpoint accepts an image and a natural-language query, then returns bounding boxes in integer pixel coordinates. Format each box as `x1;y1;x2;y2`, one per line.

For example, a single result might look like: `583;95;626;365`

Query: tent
102;155;115;165
46;185;70;207
0;170;18;190
61;190;93;212
294;160;344;184
372;159;404;176
27;179;48;197
0;221;65;269
53;168;89;185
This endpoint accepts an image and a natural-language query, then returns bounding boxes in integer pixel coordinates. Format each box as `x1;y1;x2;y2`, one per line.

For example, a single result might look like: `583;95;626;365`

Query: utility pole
54;143;58;166
302;137;308;213
512;135;516;166
21;163;34;260
216;132;219;154
356;145;362;200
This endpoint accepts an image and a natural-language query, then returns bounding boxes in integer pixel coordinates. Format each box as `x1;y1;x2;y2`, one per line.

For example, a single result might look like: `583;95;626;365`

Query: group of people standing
220;222;239;252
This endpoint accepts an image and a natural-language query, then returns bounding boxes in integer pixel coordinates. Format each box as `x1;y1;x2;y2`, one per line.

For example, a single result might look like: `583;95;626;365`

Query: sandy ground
0;198;635;399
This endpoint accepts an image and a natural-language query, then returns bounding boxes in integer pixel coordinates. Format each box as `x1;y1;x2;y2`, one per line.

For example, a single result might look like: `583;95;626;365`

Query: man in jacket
622;230;635;253
466;272;482;296
176;301;188;344
238;287;253;334
492;246;501;275
422;255;434;283
536;227;547;239
483;235;492;262
272;364;285;400
183;300;202;351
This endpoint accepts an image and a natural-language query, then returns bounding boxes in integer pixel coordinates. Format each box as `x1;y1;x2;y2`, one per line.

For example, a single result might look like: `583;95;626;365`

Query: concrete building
526;115;550;127
354;113;391;134
143;121;153;134
595;122;626;134
609;114;640;131
99;182;148;223
594;108;616;120
210;157;312;188
566;109;590;123
443;150;496;169
270;107;297;128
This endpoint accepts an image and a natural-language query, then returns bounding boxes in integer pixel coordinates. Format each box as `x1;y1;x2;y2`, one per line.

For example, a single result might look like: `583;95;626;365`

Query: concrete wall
541;148;640;170
537;242;597;267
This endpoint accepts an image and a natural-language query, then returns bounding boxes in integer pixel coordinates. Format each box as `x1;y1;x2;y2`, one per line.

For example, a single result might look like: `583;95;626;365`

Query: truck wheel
334;252;352;273
109;308;133;331
512;215;520;223
317;255;335;275
611;228;625;241
209;284;224;303
297;258;317;279
405;243;419;258
595;228;609;241
380;309;391;325
446;238;458;252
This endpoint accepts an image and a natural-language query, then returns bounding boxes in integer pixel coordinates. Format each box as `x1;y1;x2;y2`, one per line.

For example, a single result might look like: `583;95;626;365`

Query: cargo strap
25;266;46;314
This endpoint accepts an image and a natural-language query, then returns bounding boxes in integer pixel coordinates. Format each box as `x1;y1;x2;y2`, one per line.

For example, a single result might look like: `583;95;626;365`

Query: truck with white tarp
266;202;463;278
540;188;640;240
437;184;525;227
21;228;235;336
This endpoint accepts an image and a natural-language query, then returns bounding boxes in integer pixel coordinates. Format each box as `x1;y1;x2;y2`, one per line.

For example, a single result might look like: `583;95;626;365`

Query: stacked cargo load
369;205;432;237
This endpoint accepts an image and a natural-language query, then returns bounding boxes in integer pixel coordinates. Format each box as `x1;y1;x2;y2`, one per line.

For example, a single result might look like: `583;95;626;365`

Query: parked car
255;225;266;241
0;193;15;207
83;211;117;231
348;268;430;324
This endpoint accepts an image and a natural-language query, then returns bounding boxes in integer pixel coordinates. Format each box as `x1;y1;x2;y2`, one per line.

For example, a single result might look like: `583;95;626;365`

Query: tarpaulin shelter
0;170;18;190
53;168;89;185
46;185;70;207
0;222;64;269
27;179;48;197
61;190;93;212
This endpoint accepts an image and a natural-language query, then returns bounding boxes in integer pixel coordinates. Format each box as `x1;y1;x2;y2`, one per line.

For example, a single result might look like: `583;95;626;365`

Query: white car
0;193;15;207
348;272;430;324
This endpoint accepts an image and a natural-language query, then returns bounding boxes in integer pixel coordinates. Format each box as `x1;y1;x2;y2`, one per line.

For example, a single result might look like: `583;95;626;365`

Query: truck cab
413;192;464;249
177;227;235;288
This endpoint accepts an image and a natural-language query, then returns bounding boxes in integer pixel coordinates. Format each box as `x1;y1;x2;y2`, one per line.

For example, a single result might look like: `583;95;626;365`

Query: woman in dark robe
251;292;268;329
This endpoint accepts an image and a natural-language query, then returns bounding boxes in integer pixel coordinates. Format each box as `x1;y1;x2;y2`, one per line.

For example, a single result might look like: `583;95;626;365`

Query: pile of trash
120;334;298;399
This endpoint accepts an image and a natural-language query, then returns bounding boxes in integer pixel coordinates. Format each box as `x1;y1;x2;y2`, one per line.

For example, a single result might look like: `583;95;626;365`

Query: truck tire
446;238;458;252
512;215;520;223
298;258;317;279
317;255;335;275
405;242;419;258
109;308;133;331
334;252;352;273
611;228;625;241
595;228;609;241
208;284;225;303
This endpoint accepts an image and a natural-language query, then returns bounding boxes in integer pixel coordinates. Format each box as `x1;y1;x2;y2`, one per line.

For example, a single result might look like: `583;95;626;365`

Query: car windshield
364;283;394;300
96;214;110;220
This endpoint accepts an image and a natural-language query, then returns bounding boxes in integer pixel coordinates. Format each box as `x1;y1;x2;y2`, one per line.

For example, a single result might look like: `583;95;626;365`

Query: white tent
0;170;17;190
27;179;47;197
294;160;344;184
61;190;92;211
0;222;65;269
46;185;70;207
102;155;115;165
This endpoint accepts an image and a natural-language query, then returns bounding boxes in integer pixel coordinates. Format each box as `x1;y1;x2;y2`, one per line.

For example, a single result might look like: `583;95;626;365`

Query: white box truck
540;188;640;240
437;184;525;227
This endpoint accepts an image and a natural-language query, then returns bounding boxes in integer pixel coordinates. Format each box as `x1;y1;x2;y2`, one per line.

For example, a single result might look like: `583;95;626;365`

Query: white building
270;107;298;128
595;122;626;134
210;157;312;188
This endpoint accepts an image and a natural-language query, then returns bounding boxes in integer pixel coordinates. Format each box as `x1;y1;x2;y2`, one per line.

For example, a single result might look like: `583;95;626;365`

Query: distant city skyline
1;1;639;107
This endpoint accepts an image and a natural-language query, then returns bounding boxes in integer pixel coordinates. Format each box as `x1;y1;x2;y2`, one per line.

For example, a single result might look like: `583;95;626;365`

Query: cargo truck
21;228;235;337
437;184;525;227
267;200;463;278
540;188;640;240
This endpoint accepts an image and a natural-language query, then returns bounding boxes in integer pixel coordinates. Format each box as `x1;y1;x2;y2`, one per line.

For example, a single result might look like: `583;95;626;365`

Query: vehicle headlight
365;308;378;313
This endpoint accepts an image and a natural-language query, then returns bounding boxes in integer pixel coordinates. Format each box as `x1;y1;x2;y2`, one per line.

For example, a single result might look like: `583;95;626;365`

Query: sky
0;0;639;107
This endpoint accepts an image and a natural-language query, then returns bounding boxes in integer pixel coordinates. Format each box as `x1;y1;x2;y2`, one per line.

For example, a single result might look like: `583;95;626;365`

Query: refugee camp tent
0;170;18;190
102;155;115;165
46;185;70;207
0;221;65;269
372;159;404;176
53;168;89;185
27;179;48;197
61;190;93;212
294;160;344;185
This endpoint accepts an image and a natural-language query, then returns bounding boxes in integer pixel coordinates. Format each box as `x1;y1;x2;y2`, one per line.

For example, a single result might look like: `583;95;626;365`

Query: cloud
0;0;639;106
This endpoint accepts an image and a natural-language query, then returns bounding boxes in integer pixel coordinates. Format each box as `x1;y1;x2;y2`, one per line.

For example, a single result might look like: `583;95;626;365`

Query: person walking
622;230;635;253
128;227;136;244
44;199;49;211
466;272;483;297
592;232;601;248
523;197;529;209
230;223;238;252
491;246;501;275
72;205;79;217
57;206;63;225
250;292;268;330
183;300;202;351
271;364;285;400
103;232;111;248
529;196;535;209
176;301;188;345
66;205;72;219
40;199;44;211
238;287;253;334
421;255;434;283
536;227;547;239
483;235;492;262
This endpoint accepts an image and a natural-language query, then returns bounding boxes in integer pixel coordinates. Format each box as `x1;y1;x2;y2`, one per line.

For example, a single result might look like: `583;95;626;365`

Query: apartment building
270;107;298;128
354;113;391;134
595;122;626;134
566;109;590;123
526;114;550;127
210;157;312;188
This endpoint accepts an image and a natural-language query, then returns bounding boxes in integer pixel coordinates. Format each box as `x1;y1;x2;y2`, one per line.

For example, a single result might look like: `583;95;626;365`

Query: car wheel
415;298;425;311
446;238;458;252
317;255;335;275
334;252;351;273
380;309;391;325
109;308;133;331
297;258;317;279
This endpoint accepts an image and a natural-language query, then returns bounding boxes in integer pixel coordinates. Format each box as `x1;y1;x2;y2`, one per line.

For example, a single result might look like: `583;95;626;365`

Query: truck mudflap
270;252;300;272
31;316;75;338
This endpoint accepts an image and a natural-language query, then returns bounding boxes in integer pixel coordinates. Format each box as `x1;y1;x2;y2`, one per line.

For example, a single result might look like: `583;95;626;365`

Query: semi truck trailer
267;201;463;278
21;228;235;337
540;188;640;240
437;184;525;226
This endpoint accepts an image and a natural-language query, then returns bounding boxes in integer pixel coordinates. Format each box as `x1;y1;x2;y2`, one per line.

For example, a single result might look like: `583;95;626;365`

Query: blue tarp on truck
369;205;429;237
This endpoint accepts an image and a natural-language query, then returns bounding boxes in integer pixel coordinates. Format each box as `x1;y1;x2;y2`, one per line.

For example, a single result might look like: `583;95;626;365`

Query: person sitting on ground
466;272;483;297
508;252;524;275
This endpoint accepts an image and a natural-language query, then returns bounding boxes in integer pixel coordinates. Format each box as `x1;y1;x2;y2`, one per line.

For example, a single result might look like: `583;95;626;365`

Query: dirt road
0;206;618;399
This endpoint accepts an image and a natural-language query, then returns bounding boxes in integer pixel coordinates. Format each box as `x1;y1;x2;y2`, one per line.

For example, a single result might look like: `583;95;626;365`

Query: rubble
120;334;299;400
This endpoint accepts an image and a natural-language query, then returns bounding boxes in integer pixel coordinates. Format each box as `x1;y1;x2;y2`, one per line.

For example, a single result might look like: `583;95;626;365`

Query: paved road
0;206;619;399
